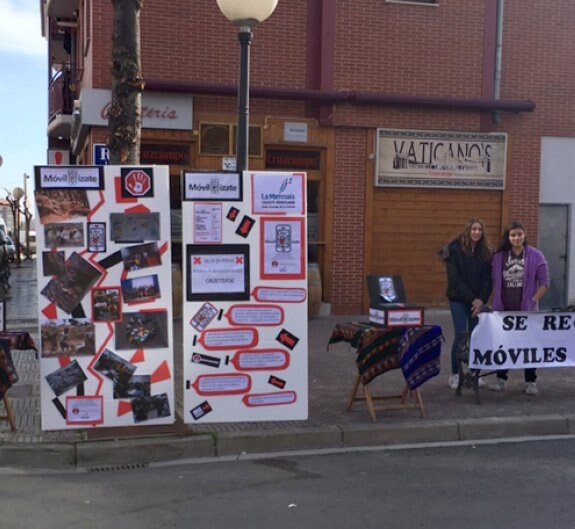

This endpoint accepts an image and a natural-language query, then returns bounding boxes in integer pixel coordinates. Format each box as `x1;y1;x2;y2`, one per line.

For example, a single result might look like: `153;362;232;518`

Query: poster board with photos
182;170;308;424
35;165;174;431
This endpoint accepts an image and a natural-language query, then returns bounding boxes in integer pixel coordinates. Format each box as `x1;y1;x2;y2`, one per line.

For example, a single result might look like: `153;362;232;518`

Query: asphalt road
1;437;574;529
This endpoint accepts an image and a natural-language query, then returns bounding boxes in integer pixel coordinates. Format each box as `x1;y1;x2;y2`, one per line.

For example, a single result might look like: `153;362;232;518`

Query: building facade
42;0;575;314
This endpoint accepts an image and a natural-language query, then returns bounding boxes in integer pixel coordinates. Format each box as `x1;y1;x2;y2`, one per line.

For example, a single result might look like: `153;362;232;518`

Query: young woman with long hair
489;220;550;395
441;218;493;389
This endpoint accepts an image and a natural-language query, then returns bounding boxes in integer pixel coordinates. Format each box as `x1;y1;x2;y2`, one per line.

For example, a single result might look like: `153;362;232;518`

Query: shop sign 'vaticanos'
376;128;507;190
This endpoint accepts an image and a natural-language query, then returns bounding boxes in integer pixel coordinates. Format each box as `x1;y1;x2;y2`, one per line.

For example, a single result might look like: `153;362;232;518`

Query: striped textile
399;326;444;390
328;322;443;388
0;340;18;399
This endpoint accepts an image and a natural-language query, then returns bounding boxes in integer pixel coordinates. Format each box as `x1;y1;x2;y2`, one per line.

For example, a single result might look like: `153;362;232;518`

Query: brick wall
335;0;485;97
331;128;368;314
78;0;575;313
91;0;308;88
496;0;575;240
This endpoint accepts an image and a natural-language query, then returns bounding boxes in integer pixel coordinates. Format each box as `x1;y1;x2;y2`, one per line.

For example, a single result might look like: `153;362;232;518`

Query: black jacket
442;240;492;304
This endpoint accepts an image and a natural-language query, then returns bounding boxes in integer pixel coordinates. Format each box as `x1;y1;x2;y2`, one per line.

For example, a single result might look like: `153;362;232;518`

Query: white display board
35;165;174;430
182;171;308;423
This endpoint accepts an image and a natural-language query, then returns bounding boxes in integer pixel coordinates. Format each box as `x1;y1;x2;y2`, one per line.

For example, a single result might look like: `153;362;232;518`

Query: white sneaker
448;374;459;390
524;382;538;396
489;378;507;391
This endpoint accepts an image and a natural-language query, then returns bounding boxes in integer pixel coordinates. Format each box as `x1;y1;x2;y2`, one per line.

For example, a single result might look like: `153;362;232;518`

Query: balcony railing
48;68;76;122
48;67;82;139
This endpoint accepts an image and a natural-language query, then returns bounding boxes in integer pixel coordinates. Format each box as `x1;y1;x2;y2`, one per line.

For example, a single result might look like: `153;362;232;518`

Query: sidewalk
2;260;575;469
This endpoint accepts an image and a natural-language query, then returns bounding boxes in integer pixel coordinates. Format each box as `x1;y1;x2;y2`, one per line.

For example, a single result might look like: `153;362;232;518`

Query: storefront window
199;123;262;157
199;123;230;155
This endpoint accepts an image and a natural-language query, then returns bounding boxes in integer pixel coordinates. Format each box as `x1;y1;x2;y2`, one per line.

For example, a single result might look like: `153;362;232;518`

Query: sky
0;0;47;197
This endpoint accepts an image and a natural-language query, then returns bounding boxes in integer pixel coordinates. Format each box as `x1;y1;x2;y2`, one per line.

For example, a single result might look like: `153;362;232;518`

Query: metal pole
236;27;252;175
23;174;30;260
15;198;21;267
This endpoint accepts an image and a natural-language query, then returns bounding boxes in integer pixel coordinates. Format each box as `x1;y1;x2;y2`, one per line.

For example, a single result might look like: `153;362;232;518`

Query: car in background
4;235;16;262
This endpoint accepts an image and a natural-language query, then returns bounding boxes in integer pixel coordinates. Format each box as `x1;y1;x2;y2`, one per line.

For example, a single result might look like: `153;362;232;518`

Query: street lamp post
22;174;32;260
216;0;278;175
11;188;24;267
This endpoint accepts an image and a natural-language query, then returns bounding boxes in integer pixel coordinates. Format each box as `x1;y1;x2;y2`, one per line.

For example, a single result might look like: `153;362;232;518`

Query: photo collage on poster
182;171;309;424
35;166;174;430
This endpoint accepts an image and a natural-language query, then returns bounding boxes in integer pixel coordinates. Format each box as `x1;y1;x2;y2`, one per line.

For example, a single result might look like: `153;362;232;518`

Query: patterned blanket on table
327;322;404;384
329;322;443;388
0;340;18;399
355;327;404;384
327;322;377;350
399;325;444;390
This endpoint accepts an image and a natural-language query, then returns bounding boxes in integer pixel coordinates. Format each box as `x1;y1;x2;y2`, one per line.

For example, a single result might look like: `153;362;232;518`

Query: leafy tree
107;0;144;164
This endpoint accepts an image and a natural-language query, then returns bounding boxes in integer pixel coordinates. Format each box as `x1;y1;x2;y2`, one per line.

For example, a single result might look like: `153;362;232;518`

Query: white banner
469;312;574;370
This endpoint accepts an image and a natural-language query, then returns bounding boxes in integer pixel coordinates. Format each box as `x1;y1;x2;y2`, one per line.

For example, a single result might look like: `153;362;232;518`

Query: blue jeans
449;301;478;375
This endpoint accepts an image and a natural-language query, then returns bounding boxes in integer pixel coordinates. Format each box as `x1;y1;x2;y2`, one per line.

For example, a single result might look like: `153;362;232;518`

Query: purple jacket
491;246;550;311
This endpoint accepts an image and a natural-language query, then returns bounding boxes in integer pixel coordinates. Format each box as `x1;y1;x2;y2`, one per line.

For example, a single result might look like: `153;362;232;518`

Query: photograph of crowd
41;318;96;357
45;360;88;397
44;222;85;248
121;274;161;304
115;311;169;349
121;242;162;272
92;287;122;322
110;212;161;243
41;252;103;313
35;189;91;224
93;348;137;382
131;393;171;423
42;251;66;277
113;374;151;399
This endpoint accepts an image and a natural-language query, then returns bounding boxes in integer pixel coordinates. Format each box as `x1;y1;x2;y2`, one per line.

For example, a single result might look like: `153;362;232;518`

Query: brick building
41;0;575;314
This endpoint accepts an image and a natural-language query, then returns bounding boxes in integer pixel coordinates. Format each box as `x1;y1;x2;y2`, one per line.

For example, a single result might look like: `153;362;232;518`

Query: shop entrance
265;147;328;312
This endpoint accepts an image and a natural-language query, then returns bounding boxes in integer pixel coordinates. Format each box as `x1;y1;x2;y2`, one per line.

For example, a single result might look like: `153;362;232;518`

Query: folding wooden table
328;322;443;421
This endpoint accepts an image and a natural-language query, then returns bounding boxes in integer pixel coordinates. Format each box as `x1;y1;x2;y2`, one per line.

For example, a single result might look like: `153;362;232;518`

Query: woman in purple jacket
489;221;550;395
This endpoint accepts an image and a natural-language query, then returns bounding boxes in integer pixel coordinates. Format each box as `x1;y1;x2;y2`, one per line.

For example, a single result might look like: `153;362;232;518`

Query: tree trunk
107;0;144;165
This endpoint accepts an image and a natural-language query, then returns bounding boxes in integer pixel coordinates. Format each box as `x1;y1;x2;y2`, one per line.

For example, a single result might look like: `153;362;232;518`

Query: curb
2;414;575;470
0;443;75;469
76;434;216;468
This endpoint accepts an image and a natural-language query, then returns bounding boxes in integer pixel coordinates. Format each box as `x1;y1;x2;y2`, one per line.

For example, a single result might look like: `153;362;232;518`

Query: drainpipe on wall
493;0;505;124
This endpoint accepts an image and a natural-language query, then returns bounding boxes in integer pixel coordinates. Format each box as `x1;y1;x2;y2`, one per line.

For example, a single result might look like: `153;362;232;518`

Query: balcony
45;0;79;19
48;68;77;139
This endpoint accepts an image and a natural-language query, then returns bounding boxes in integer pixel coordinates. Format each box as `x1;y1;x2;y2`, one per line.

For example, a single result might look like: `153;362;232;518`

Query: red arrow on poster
276;329;299;350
